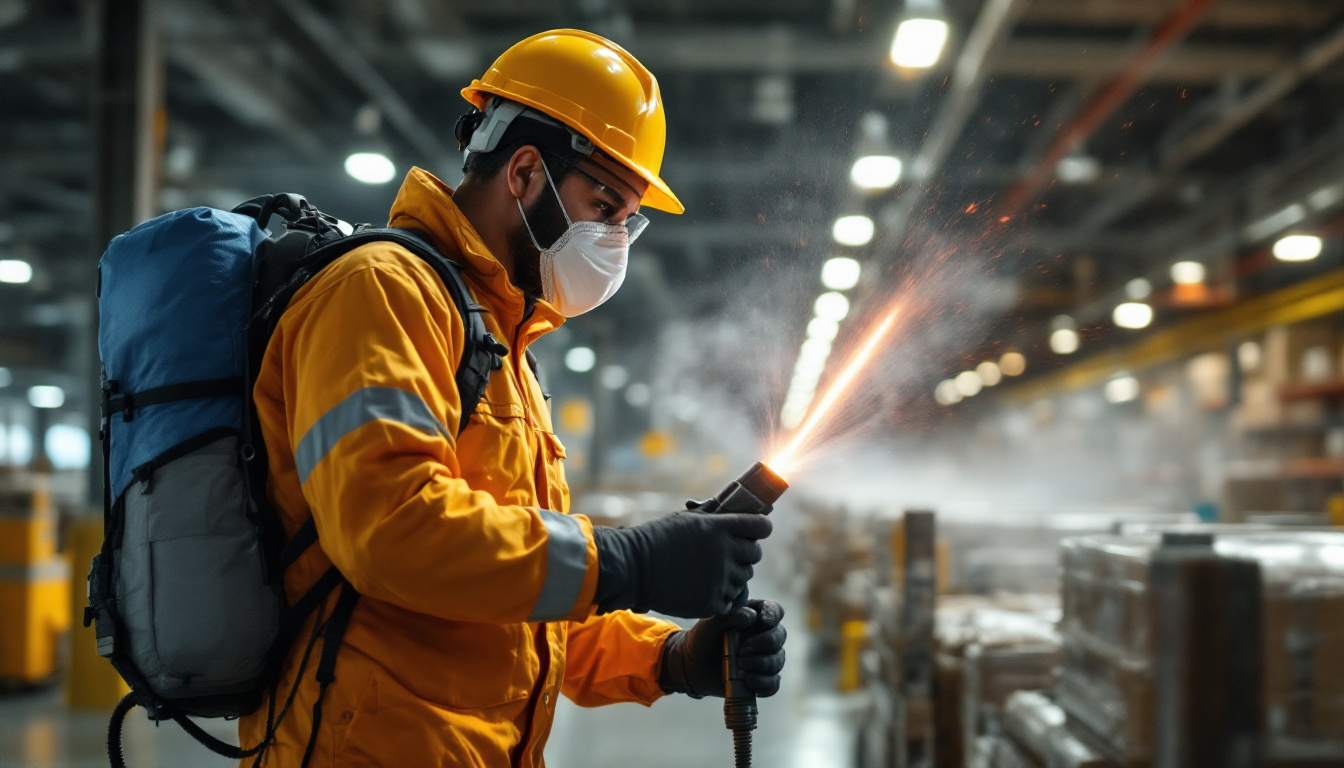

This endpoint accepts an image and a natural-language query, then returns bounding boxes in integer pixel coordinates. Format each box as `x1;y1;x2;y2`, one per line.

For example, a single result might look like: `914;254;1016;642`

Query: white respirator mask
517;158;648;317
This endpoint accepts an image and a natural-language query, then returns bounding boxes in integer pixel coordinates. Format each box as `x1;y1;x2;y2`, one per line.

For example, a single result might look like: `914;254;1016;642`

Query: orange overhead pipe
995;0;1222;220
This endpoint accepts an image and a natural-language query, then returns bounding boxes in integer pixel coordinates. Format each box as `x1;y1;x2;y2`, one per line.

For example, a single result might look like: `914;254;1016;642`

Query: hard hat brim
462;82;685;215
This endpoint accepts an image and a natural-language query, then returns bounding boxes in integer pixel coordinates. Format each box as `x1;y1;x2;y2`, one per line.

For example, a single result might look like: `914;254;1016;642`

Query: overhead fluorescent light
832;215;875;247
813;291;851;322
1273;234;1323;262
821;257;862;290
890;18;949;68
1113;302;1154;329
1170;261;1205;285
344;152;397;184
850;155;903;191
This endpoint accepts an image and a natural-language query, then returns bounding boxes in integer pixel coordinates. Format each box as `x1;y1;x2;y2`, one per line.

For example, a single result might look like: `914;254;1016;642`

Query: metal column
1150;532;1265;768
898;510;937;768
68;0;162;711
87;0;163;509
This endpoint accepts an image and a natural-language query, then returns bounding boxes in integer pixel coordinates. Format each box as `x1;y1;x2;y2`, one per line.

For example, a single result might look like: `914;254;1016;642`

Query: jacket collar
387;167;564;346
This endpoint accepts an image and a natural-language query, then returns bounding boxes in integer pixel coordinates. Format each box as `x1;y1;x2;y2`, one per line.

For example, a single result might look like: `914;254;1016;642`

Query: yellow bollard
836;619;867;693
64;517;128;709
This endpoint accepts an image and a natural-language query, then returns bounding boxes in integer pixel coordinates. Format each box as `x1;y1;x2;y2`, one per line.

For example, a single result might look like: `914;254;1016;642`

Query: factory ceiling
4;0;1344;417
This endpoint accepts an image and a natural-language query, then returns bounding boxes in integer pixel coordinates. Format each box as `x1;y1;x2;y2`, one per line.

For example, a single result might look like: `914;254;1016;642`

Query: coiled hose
108;692;137;768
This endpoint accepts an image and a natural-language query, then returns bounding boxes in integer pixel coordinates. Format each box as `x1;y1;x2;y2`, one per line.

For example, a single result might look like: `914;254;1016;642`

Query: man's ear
505;145;543;202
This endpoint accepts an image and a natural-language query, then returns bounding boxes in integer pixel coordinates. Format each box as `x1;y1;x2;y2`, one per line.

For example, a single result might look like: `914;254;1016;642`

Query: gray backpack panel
115;434;280;700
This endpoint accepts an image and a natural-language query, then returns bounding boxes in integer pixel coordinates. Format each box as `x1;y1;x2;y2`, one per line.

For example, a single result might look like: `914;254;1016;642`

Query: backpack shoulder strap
268;228;508;574
347;227;507;434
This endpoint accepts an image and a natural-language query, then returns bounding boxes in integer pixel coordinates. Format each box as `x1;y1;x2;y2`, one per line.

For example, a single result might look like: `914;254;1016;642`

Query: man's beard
506;185;570;302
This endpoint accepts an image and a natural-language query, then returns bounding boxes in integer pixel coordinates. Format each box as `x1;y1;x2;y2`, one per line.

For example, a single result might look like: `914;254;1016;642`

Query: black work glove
659;599;787;698
591;510;772;619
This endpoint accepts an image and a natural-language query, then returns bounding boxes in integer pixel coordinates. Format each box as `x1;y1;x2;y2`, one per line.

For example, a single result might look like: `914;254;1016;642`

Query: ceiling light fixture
1273;234;1323;262
832;215;875;247
344;152;397;184
1113;302;1154;330
850;155;903;191
821;257;862;290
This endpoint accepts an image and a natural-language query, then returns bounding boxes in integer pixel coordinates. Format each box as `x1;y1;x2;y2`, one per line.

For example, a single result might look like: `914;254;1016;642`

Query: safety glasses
545;153;649;244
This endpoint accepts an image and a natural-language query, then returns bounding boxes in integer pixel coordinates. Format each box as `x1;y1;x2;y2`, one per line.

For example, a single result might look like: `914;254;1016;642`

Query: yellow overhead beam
1005;266;1344;404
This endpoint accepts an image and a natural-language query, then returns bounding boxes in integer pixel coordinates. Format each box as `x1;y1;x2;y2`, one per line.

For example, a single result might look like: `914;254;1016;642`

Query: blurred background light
1170;261;1206;285
344;152;396;184
1055;155;1101;185
821;257;862;290
850;155;903;191
27;385;64;409
976;360;1002;387
624;383;651;407
0;259;32;284
890;17;949;69
600;365;628;390
564;346;596;373
44;424;90;470
934;379;962;406
1104;375;1140;404
1113;302;1154;330
1273;234;1323;262
813;291;851;322
807;316;840;343
832;215;874;247
1000;352;1026;376
954;370;983;397
1050;328;1079;355
1124;278;1152;300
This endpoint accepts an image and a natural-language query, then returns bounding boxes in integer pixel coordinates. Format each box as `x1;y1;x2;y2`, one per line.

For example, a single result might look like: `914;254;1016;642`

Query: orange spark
769;303;905;475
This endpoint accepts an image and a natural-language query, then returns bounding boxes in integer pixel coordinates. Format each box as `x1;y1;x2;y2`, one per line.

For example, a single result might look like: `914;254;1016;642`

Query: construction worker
239;30;787;766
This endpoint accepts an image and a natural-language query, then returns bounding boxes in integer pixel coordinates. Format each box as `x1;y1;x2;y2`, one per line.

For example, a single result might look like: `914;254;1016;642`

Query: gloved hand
659;599;787;698
591;510;772;619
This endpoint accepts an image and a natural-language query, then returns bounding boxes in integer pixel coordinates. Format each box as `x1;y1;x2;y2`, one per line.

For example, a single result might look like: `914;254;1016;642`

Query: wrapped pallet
1058;530;1344;767
932;595;1060;768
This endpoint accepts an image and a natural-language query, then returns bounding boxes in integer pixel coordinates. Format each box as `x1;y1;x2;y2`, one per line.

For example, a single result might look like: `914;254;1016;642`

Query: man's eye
596;201;613;216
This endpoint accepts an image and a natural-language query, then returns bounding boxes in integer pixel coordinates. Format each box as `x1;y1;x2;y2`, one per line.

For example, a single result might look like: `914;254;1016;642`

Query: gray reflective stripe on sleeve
528;509;590;622
295;386;449;485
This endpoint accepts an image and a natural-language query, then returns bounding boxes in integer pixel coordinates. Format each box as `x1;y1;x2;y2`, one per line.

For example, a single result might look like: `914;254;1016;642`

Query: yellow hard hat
462;29;683;215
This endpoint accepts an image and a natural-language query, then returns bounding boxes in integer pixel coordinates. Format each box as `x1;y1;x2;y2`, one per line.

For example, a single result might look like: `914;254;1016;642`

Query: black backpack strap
102;378;243;422
299;580;361;768
351;227;508;433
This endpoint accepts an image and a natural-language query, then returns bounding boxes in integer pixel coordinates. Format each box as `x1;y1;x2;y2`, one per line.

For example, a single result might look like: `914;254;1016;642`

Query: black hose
732;729;753;768
108;692;137;768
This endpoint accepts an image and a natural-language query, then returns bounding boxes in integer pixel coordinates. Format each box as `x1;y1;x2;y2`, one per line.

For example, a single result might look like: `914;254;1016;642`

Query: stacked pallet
1058;530;1344;767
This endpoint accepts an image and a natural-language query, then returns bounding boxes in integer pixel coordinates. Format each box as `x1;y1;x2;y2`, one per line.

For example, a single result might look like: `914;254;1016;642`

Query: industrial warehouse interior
5;1;1344;767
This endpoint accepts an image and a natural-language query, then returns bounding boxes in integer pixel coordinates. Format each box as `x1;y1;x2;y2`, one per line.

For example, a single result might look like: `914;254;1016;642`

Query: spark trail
768;301;905;476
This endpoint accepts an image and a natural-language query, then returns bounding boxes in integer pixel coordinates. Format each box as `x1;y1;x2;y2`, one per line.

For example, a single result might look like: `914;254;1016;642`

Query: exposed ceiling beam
989;38;1291;83
1071;20;1344;235
266;0;455;170
871;0;1027;256
1161;21;1344;172
1022;0;1335;30
167;42;326;158
3;21;1297;84
996;0;1220;220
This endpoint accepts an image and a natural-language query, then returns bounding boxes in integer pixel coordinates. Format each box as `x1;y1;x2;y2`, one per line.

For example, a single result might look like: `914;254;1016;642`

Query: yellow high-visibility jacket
238;167;678;767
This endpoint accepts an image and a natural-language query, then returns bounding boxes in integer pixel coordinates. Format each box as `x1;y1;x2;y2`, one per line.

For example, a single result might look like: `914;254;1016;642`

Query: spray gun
700;461;789;768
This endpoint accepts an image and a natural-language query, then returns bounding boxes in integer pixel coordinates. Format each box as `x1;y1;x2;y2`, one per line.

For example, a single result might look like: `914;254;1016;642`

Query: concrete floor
0;594;863;768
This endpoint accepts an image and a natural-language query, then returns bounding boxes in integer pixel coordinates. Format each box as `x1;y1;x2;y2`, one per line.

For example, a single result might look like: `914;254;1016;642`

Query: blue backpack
87;194;510;767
